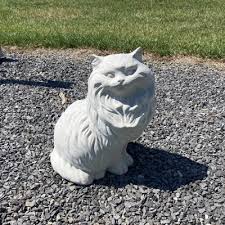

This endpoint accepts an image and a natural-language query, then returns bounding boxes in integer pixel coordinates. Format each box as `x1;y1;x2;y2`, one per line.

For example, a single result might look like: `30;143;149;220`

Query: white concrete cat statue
50;47;155;185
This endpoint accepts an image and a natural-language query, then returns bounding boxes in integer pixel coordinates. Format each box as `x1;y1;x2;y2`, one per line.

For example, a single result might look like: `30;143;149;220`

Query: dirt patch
3;46;225;70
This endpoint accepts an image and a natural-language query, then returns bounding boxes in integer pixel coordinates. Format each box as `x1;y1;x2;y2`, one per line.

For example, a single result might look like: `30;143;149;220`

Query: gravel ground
0;51;225;225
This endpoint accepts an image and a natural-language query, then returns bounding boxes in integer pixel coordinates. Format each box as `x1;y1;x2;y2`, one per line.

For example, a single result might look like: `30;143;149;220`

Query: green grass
1;0;225;58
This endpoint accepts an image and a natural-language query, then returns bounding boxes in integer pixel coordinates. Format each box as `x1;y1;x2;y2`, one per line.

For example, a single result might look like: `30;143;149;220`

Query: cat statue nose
117;78;125;84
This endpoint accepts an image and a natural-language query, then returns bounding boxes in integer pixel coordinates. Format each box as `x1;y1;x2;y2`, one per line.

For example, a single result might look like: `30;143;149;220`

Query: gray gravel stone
0;51;225;224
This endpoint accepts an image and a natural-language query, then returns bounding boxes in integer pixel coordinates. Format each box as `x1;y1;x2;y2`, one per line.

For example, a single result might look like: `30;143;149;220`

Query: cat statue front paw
50;47;155;185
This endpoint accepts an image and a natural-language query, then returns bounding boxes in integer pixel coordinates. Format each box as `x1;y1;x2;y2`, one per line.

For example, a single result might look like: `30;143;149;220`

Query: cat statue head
87;47;155;140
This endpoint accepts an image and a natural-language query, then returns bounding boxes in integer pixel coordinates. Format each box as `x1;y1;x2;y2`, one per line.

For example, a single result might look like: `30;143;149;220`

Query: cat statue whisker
50;47;155;185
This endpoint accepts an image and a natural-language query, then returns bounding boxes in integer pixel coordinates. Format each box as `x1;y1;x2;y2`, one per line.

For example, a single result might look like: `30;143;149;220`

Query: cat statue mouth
50;47;155;185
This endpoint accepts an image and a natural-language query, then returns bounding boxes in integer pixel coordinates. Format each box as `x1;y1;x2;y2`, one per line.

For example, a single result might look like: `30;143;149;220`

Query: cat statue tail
50;149;94;185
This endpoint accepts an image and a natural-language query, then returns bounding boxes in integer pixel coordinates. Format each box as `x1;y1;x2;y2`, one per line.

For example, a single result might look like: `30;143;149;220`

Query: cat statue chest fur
50;48;155;185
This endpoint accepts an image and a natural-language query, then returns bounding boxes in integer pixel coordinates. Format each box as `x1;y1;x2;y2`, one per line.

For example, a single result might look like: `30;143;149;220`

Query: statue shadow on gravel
0;79;73;89
95;142;208;191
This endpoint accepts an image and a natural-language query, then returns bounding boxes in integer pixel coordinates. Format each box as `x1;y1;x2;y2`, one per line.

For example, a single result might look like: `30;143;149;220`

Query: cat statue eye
50;47;156;185
105;73;115;78
126;65;137;75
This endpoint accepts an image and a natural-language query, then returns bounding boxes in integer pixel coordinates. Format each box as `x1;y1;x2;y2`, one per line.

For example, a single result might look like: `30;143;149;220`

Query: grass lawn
0;0;225;58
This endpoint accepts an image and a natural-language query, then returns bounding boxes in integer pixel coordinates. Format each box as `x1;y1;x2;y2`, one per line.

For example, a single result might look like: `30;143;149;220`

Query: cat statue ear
131;47;143;62
91;54;103;68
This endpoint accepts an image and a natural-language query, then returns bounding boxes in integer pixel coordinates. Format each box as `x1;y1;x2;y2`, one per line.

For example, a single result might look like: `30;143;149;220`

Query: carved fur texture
50;48;155;185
